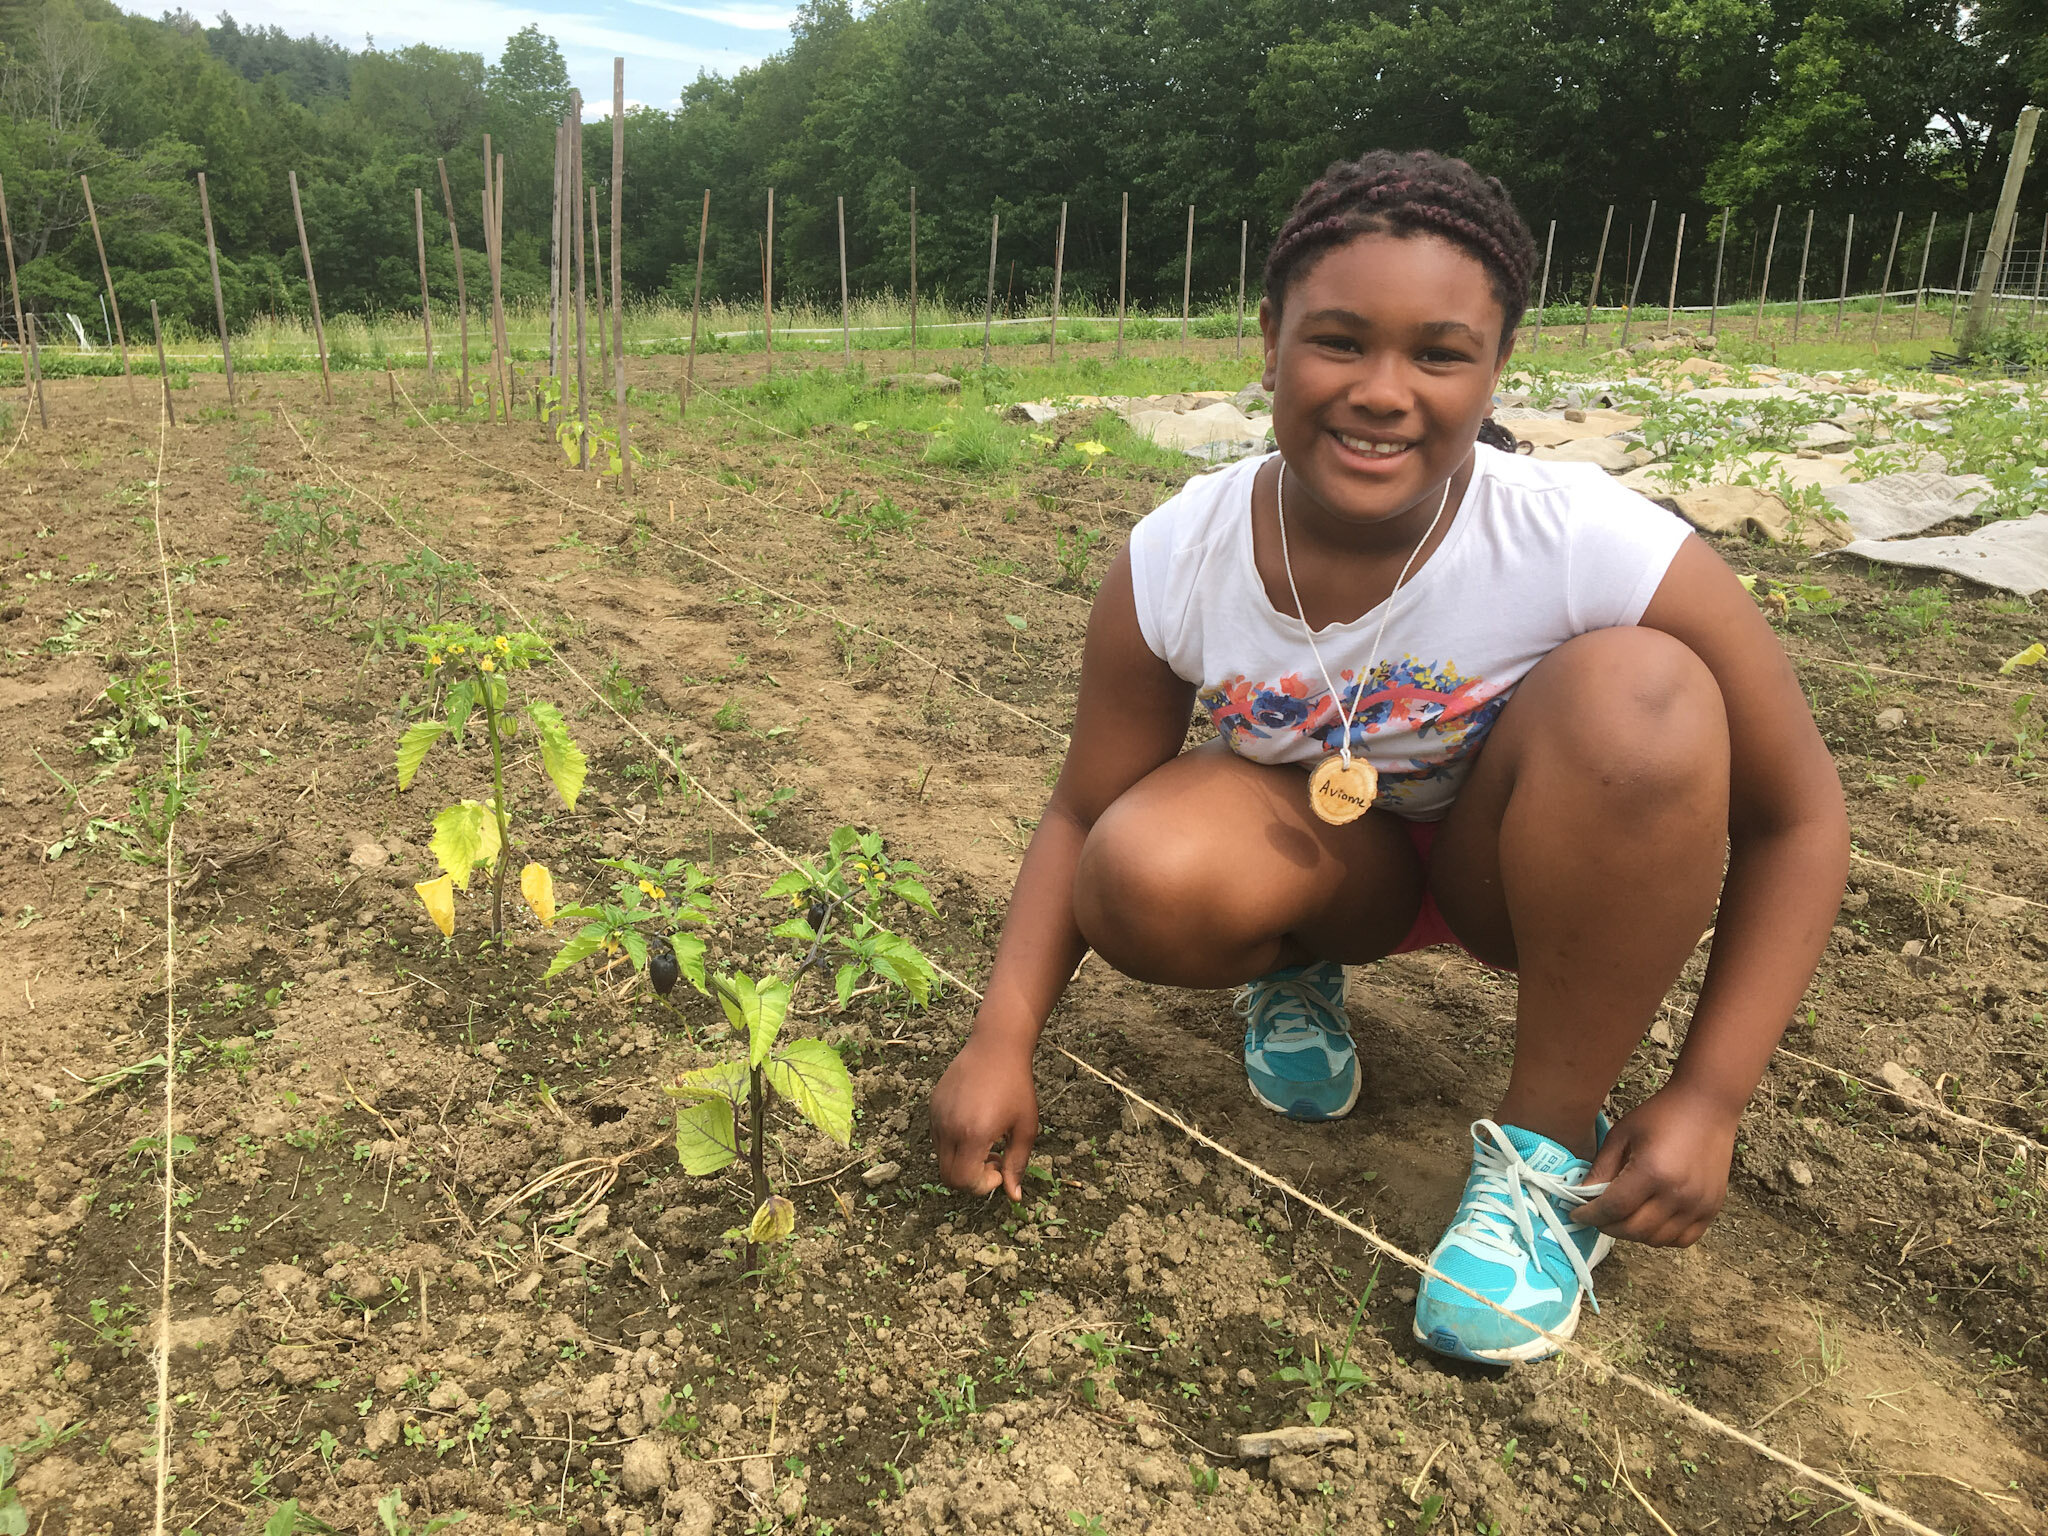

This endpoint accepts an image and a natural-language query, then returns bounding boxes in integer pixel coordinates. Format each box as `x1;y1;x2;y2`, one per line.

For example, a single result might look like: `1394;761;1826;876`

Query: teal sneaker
1412;1118;1614;1364
1235;962;1358;1122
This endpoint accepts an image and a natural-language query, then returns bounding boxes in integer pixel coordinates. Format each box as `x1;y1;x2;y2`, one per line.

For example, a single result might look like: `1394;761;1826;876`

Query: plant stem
746;1062;767;1274
474;662;513;940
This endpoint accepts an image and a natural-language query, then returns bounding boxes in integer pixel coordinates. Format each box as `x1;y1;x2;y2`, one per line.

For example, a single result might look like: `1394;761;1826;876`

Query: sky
134;1;798;109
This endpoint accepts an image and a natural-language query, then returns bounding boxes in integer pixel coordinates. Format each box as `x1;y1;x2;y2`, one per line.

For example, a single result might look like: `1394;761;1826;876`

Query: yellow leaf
520;863;556;927
415;875;455;937
746;1194;796;1245
1075;439;1108;457
1999;642;2045;676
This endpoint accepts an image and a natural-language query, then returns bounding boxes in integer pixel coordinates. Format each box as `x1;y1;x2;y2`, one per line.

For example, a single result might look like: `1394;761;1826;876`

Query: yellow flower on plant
479;658;497;673
427;652;442;667
494;635;510;653
638;879;666;900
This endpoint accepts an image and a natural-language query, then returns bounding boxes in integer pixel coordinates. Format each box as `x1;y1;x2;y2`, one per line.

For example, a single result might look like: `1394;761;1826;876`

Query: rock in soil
1267;1453;1325;1491
1235;1425;1355;1458
861;1160;902;1186
620;1436;672;1496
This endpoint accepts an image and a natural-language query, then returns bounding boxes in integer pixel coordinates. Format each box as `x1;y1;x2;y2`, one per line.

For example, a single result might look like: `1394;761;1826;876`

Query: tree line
1;0;2041;337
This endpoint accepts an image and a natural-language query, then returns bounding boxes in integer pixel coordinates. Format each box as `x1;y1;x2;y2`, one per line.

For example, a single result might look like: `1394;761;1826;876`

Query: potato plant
395;625;587;940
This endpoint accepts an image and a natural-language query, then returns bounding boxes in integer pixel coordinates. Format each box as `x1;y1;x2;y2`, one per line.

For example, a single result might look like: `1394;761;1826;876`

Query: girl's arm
1580;536;1850;1242
932;547;1196;1199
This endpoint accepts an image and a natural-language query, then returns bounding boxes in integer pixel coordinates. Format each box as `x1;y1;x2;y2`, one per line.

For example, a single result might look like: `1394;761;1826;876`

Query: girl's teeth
1340;434;1409;457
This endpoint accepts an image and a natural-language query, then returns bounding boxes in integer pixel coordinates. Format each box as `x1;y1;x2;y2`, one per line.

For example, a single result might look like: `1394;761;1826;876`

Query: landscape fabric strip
277;403;1956;1536
142;389;183;1536
387;376;1071;747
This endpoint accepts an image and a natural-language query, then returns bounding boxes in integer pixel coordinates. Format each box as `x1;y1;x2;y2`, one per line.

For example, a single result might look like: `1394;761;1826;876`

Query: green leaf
670;932;708;995
1306;1400;1332;1426
0;1491;26;1536
619;929;648;974
890;877;936;915
528;699;588;810
834;961;861;1010
764;870;811;900
769;917;814;942
395;722;445;791
766;1038;854;1145
429;800;500;890
716;973;793;1068
867;932;936;1005
263;1501;302;1536
543;923;609;980
828;825;861;859
673;1097;738;1175
443;678;477;744
668;1058;749;1102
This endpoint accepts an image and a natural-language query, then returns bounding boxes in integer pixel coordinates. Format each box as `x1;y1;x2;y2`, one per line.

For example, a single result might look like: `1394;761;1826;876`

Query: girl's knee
1526;628;1728;788
1075;801;1264;973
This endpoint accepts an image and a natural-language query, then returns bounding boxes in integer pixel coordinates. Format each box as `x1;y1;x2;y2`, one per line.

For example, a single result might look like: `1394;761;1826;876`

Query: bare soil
0;359;2042;1536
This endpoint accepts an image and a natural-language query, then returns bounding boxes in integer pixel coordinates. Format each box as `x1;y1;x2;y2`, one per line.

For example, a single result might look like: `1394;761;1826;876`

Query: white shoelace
1234;974;1345;1045
1450;1119;1611;1311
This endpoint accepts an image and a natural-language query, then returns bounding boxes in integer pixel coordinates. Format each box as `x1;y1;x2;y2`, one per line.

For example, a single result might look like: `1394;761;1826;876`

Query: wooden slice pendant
1308;754;1378;825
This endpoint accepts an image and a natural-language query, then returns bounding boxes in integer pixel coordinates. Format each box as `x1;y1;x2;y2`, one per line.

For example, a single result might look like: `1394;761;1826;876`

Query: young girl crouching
931;150;1849;1364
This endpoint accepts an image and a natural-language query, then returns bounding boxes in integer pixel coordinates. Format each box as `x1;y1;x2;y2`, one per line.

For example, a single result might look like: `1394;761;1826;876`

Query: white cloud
622;0;797;31
122;0;770;75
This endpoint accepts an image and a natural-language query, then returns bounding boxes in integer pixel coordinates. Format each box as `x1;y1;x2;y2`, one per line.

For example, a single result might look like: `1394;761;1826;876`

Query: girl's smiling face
1260;231;1511;531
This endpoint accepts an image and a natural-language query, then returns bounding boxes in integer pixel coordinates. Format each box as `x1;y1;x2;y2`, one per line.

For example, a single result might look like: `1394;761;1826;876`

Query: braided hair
1263;150;1538;355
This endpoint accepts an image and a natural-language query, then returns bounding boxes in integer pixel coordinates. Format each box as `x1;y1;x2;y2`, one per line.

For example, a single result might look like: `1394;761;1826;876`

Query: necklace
1276;462;1456;826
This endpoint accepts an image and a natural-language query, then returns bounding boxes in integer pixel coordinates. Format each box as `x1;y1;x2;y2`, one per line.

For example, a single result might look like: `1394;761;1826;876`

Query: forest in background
0;0;2043;335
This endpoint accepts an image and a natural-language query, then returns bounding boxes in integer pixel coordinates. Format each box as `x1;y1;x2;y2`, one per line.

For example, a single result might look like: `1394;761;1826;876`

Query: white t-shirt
1128;445;1692;820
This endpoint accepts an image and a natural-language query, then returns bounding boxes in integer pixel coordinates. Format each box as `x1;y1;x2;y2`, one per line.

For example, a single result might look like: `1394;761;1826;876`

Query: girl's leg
1430;626;1731;1158
1073;738;1424;987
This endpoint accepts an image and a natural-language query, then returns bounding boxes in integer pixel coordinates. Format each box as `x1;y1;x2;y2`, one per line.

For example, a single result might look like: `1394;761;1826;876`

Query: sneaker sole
1411;1285;1585;1365
1247;1066;1361;1122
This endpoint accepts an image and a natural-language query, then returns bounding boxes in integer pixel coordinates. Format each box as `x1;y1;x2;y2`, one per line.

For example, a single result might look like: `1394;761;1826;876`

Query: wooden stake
1530;218;1556;349
590;186;608;387
79;176;135;405
1959;105;2042;352
1948;211;1974;337
1664;212;1685;333
1235;219;1248;357
150;299;174;425
2030;210;2047;327
1833;213;1856;336
1048;200;1067;364
1910;211;1936;338
487;151;503;415
908;184;917;368
611;56;630;495
837;194;851;369
288;171;333;405
1872;211;1902;343
1005;260;1015;321
1580;205;1614;345
0;174;30;417
1791;209;1814;339
1115;191;1128;360
482;137;500;420
196;170;236;406
1708;207;1730;335
981;209;999;369
436;157;470;402
413;187;436;387
1617;200;1656;347
1752;204;1782;342
482;190;501;418
762;186;774;378
570;98;589;464
684;190;708;414
1180;202;1195;349
24;313;46;428
548;120;563;378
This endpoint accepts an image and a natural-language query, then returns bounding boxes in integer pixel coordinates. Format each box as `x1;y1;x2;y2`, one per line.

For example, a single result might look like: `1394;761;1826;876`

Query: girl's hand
931;1029;1040;1201
1576;1085;1739;1247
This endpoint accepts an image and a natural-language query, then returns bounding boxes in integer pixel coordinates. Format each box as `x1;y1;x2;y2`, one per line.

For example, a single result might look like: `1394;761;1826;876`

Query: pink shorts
1391;819;1478;959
